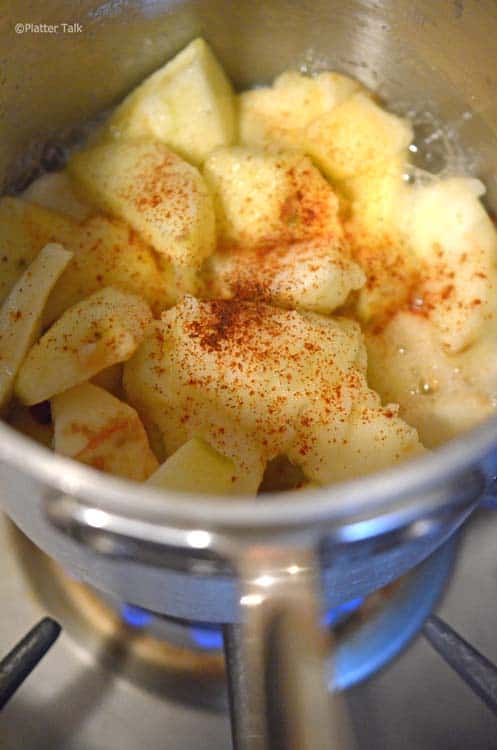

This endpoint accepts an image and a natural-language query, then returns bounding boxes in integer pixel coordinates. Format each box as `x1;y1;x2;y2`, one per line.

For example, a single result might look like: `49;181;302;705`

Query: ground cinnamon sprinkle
281;165;334;236
345;219;487;337
186;298;272;351
206;232;355;311
139;296;376;477
126;153;180;213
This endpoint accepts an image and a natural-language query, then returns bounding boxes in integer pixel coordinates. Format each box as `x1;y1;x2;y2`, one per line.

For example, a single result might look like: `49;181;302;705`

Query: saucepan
2;1;497;747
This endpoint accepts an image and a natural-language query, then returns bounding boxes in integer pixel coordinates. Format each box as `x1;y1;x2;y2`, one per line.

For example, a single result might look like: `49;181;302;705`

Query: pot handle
44;496;352;748
223;546;352;750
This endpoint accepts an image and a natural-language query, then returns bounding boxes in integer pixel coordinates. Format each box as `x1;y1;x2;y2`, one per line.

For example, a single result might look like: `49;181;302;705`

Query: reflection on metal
7;519;456;697
7;522;226;705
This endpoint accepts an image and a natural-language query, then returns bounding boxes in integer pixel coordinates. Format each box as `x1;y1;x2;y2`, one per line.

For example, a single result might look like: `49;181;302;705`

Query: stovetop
1;508;497;749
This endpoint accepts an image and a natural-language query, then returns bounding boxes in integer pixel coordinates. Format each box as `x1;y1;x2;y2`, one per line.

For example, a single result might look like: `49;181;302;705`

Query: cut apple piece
366;311;494;447
0;243;72;412
69;140;216;290
300;397;424;484
16;287;152;405
400;178;497;352
342;156;408;241
104;38;236;165
339;158;419;324
52;382;158;480
203;147;341;247
43;214;174;325
305;93;413;181
350;234;419;325
22;172;93;221
239;70;362;149
0;197;77;305
206;235;365;314
148;437;238;495
123;297;398;490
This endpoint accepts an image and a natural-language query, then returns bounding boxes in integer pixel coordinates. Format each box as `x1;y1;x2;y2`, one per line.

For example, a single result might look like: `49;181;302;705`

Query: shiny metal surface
1;511;497;749
2;518;455;697
226;546;348;750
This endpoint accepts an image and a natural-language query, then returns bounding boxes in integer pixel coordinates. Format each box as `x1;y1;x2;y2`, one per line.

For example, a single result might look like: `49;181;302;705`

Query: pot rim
0;412;495;532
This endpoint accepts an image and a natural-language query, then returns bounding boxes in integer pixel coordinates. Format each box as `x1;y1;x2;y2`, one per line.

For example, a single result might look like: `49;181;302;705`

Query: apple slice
104;38;236;165
16;286;151;405
148;437;238;495
203;146;341;248
400;177;497;352
206;236;365;315
0;197;76;305
0;243;72;412
305;93;412;181
239;70;362;150
52;382;158;480
22;172;93;222
69;140;215;291
43;214;174;325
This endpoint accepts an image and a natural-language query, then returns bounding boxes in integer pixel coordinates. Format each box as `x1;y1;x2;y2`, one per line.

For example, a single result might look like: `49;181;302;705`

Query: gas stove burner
119;597;365;654
4;512;497;750
6;520;455;697
113;543;455;691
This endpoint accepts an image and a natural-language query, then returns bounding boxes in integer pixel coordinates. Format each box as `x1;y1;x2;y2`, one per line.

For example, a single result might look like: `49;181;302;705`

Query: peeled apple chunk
68;140;216;285
294;392;424;484
22;172;93;222
104;38;236;165
239;70;362;149
0;197;76;305
340;157;417;323
16;287;152;405
52;382;158;480
342;156;408;243
43;214;174;325
0;243;72;412
123;297;422;488
148;437;237;495
366;311;494;448
206;236;365;315
400;177;497;352
305;93;413;181
203;147;342;247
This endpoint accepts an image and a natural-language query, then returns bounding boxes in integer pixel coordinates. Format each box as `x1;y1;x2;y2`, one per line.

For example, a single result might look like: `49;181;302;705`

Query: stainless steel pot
2;1;497;747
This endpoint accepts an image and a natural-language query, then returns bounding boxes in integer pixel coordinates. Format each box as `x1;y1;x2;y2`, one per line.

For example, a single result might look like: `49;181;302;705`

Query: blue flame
119;596;364;647
189;624;224;651
323;597;364;628
121;604;153;628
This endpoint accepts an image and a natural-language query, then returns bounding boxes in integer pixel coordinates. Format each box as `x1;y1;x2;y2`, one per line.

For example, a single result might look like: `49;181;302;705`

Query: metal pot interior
3;0;497;195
